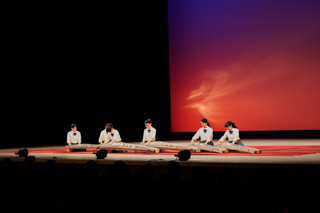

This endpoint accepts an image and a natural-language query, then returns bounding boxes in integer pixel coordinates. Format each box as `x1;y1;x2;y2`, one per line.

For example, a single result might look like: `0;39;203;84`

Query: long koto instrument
67;144;100;152
217;143;261;154
190;143;229;153
99;142;159;153
67;143;159;153
148;141;201;153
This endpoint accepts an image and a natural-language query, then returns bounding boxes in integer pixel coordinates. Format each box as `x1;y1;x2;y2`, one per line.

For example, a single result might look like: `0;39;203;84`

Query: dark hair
114;160;126;172
144;119;152;124
86;160;97;169
44;160;56;171
201;118;210;127
106;123;113;133
24;156;36;167
167;161;180;174
71;124;77;128
224;121;237;128
1;158;13;168
141;163;154;177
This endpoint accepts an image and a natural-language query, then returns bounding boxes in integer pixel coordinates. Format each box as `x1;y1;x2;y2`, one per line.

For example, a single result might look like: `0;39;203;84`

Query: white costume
98;129;107;143
99;129;121;143
219;128;240;143
67;131;81;144
192;127;213;142
142;127;156;142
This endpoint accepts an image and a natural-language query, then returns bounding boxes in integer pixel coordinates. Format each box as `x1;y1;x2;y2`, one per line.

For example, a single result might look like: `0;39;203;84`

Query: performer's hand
146;142;150;146
190;140;194;145
68;143;71;146
232;141;236;145
141;141;145;144
216;142;221;146
204;141;208;145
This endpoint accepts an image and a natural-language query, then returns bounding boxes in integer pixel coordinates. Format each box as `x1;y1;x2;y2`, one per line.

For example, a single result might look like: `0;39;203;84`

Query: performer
141;119;156;146
216;121;244;146
67;124;81;146
190;118;214;146
103;123;122;146
98;124;108;144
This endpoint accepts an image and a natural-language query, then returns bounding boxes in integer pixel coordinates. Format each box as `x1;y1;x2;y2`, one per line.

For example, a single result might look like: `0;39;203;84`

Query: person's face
226;125;233;131
145;123;152;129
201;122;207;128
71;127;77;132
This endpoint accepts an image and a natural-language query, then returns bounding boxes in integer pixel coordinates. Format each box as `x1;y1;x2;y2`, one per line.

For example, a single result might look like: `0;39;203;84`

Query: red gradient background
168;0;320;132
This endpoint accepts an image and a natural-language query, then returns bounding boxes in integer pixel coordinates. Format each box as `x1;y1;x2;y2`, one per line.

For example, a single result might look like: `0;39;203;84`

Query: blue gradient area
168;0;320;132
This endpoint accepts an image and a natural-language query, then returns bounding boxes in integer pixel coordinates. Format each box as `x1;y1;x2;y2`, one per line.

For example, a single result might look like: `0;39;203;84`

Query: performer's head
224;121;237;130
200;118;210;128
144;119;152;129
106;123;113;133
71;124;77;132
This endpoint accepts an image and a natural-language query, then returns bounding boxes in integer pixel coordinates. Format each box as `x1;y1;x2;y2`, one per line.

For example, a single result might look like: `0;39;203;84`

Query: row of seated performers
67;118;245;148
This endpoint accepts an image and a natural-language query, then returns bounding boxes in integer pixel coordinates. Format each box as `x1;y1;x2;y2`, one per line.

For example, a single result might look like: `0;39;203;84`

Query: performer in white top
190;118;214;146
67;124;81;146
103;123;122;145
141;119;156;146
98;124;108;144
216;121;244;146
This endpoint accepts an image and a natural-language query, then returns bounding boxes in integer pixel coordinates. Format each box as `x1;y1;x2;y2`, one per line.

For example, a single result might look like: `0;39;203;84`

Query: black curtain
2;1;170;148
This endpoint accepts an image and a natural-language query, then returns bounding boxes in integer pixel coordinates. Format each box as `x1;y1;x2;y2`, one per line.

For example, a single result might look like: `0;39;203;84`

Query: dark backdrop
1;1;318;149
2;1;171;148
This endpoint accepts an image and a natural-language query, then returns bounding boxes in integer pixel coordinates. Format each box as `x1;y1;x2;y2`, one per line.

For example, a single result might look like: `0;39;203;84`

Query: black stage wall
2;1;318;149
2;1;171;148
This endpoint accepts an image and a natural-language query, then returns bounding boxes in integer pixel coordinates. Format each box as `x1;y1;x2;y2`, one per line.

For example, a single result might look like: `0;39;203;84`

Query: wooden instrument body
148;141;201;153
99;142;159;153
66;144;100;152
217;143;261;154
67;143;159;153
191;143;229;153
66;142;261;154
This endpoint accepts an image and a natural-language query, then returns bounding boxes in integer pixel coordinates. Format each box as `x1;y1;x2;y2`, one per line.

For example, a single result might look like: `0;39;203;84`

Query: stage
1;139;319;168
1;138;320;213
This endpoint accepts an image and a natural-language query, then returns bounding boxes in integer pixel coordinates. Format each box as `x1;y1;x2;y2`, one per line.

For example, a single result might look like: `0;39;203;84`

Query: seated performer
141;119;156;146
190;118;214;146
103;123;122;146
216;121;244;146
98;124;108;144
67;124;81;146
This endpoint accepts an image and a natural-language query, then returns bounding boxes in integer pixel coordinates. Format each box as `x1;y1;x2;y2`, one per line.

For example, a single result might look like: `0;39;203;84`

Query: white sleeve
232;129;239;143
192;129;201;140
78;132;81;143
219;131;228;142
142;130;147;141
99;131;105;143
67;132;71;143
151;128;156;140
206;128;213;142
114;130;121;141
